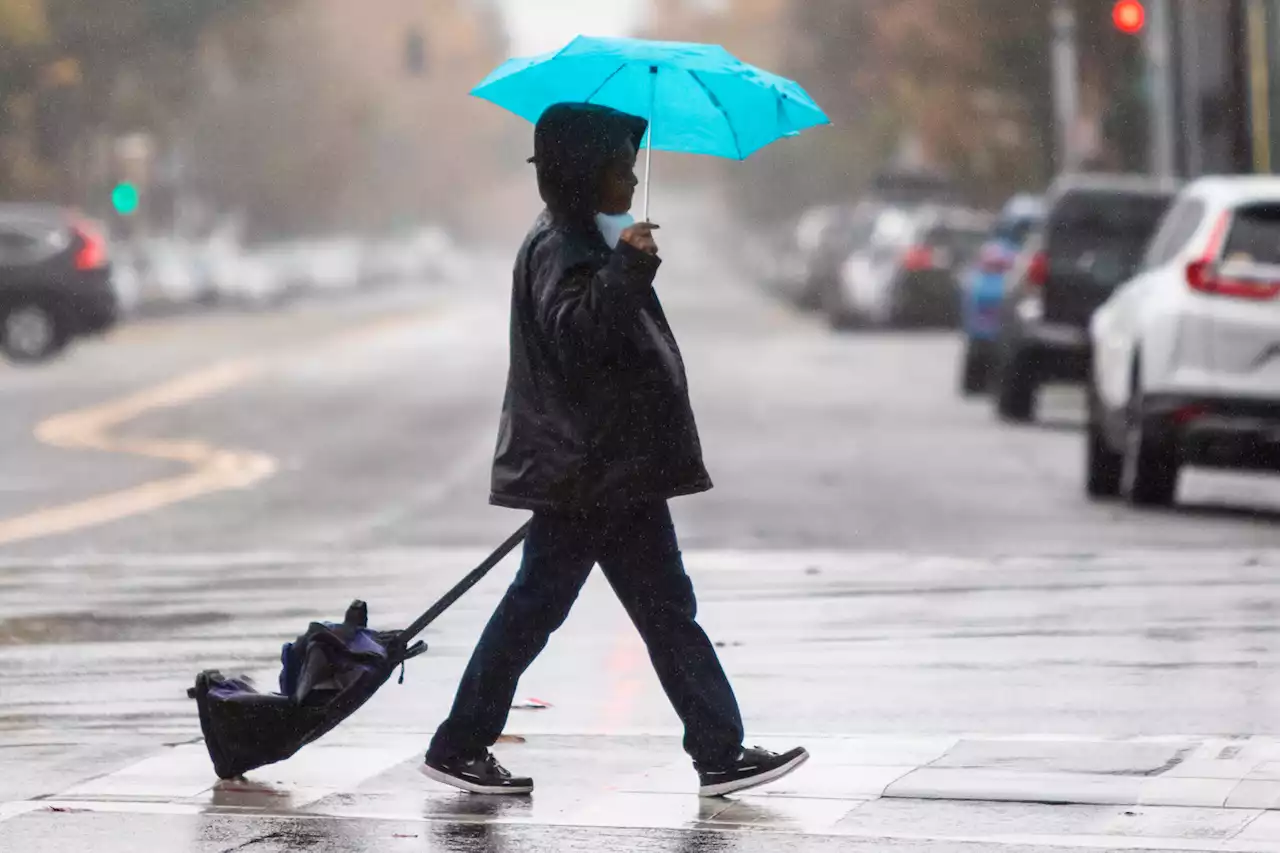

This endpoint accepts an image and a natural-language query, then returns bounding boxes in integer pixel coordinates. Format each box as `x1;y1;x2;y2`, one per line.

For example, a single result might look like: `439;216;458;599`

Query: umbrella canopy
472;36;829;217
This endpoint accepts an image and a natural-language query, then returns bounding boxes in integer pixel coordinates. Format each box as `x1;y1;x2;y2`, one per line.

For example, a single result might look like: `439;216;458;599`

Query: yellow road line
0;304;444;546
0;361;275;546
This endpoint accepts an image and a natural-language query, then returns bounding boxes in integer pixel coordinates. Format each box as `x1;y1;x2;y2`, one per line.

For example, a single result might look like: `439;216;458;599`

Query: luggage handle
391;521;531;655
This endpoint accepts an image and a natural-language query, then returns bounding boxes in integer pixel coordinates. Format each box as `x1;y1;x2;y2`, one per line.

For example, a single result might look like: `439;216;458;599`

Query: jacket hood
529;102;647;225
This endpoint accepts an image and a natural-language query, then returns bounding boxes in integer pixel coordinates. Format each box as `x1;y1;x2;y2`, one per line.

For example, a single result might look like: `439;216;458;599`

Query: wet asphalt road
5;197;1280;850
2;222;1278;558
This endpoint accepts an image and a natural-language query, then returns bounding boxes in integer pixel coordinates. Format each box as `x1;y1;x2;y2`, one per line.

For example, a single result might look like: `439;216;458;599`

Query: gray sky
500;0;647;55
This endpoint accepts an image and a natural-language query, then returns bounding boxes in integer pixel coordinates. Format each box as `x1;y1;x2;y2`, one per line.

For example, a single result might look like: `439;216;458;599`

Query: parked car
790;203;874;311
128;238;217;313
958;194;1044;395
830;205;991;329
202;241;283;309
0;205;117;363
298;237;363;293
361;226;461;286
827;205;913;327
752;218;808;298
781;205;838;308
1087;176;1280;506
991;175;1177;422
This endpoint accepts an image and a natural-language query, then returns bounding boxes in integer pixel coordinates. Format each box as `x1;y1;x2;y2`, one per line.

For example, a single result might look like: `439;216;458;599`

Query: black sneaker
697;746;809;797
420;751;533;795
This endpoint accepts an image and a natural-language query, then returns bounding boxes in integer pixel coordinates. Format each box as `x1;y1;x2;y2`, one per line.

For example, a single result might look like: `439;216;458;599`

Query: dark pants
428;502;744;768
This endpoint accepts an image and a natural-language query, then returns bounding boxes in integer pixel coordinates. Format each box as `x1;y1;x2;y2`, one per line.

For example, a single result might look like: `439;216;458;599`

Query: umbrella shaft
644;66;656;222
644;137;653;221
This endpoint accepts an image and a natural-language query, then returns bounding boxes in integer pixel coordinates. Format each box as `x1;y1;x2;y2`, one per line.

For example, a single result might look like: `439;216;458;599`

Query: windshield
994;216;1041;247
1049;193;1173;253
928;225;989;261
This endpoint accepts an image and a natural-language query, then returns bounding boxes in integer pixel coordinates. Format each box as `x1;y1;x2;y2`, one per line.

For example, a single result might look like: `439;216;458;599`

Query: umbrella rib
689;71;743;160
583;64;628;105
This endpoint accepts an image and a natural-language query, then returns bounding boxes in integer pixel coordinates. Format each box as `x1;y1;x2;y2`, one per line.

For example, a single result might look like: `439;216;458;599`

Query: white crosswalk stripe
12;732;1280;849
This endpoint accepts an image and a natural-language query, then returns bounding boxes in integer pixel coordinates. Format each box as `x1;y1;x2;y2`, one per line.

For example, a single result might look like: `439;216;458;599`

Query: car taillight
1026;251;1049;288
73;220;108;271
1172;403;1209;425
903;245;934;272
978;244;1012;274
1186;260;1220;293
1186;211;1280;300
1187;260;1280;300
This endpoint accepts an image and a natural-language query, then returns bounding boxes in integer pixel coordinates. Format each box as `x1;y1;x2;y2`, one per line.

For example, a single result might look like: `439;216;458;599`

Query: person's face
597;139;639;215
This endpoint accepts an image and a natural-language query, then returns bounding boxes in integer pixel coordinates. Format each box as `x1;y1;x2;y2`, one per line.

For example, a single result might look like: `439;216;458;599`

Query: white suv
1087;176;1280;506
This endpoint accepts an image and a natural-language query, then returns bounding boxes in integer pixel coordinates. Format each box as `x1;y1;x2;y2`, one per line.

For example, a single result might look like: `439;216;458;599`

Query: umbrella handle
643;65;656;222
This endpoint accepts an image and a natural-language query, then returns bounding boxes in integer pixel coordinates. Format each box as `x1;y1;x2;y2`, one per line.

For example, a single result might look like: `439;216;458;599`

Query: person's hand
621;222;660;256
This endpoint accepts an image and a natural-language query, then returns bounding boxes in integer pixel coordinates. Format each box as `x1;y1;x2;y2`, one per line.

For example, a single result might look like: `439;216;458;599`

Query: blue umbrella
472;35;829;219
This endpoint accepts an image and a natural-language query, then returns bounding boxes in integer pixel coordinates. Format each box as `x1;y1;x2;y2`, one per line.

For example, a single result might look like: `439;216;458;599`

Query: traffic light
111;182;140;217
1112;0;1146;35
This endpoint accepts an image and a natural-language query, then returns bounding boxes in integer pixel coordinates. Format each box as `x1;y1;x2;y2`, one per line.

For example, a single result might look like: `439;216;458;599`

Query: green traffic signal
112;182;140;216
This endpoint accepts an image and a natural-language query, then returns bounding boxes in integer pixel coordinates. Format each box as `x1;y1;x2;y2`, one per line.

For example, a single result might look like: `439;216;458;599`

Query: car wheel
995;349;1037;422
886;283;919;329
1;299;69;364
828;310;863;331
796;275;826;312
1085;389;1122;499
960;339;991;396
1121;386;1180;507
822;278;862;331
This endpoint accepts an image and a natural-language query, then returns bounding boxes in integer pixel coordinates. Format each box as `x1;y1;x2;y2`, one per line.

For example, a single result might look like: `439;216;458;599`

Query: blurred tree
0;0;48;47
646;0;1151;221
40;0;258;129
0;0;267;203
182;0;511;241
863;0;1056;203
0;0;52;197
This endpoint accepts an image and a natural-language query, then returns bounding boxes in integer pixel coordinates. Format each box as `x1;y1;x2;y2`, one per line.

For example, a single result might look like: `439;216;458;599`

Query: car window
0;226;40;265
994;216;1040;247
1046;191;1173;284
928;226;988;265
1223;205;1280;265
870;209;914;247
827;216;876;254
1048;192;1173;253
1143;198;1206;268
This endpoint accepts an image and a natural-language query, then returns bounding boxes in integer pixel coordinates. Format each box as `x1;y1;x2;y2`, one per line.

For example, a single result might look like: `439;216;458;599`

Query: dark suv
0;205;118;363
992;176;1177;422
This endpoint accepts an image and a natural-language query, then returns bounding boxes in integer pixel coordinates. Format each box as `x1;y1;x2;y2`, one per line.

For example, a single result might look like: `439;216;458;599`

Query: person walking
421;102;808;797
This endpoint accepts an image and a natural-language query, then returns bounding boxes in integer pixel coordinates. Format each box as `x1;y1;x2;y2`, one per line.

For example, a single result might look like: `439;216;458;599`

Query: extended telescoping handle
396;521;531;649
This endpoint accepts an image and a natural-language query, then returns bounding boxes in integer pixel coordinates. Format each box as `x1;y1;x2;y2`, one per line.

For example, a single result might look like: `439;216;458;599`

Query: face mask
595;212;635;250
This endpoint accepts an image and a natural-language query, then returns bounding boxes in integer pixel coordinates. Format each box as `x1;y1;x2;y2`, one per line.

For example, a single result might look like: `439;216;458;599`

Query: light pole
1051;0;1082;174
1177;0;1203;177
1145;0;1177;177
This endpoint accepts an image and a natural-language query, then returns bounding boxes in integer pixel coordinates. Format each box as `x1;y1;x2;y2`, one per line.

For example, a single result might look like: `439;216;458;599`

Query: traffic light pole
1145;0;1177;177
1051;0;1082;174
1177;0;1204;177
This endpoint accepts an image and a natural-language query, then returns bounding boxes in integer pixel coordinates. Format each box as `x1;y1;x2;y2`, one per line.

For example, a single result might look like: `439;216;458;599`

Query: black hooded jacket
490;103;713;513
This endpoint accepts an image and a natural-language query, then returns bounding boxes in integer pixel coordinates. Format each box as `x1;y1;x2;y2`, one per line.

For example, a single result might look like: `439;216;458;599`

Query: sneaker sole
419;762;534;795
698;749;810;798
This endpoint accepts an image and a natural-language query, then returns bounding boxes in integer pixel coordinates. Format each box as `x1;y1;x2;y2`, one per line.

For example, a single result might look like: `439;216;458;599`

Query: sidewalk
11;546;1280;850
12;731;1280;850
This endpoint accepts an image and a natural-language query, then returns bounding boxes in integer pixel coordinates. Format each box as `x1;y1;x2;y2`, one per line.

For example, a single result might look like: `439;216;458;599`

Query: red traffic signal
1113;0;1146;34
